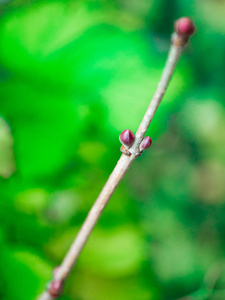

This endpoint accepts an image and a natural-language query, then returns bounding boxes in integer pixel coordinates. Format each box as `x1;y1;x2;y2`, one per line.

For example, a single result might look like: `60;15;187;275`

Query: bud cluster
119;129;152;156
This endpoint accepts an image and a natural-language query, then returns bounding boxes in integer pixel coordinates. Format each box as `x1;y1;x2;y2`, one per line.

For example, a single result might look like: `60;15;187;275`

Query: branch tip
172;17;196;47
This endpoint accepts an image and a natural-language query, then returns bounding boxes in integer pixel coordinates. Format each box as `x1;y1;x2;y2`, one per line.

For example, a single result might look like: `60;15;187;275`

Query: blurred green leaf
0;117;15;178
46;225;145;277
0;247;52;300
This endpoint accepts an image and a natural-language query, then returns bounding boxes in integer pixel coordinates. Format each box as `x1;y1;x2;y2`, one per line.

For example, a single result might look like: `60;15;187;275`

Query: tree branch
38;17;196;300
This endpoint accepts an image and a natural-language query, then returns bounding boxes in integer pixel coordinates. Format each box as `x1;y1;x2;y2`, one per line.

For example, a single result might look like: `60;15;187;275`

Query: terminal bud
175;17;195;37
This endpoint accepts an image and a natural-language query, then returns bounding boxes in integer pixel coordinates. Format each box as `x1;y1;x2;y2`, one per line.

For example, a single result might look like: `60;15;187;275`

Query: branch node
120;145;131;156
47;279;64;298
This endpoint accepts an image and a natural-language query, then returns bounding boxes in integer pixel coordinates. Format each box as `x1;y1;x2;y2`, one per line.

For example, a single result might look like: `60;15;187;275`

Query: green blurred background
0;0;225;299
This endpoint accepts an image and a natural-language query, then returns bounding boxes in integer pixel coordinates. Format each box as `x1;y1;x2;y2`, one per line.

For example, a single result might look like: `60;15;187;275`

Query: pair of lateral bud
119;129;152;155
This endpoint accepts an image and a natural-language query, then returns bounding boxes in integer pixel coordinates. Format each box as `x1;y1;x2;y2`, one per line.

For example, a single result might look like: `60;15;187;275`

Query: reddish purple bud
48;280;64;297
140;136;152;152
119;129;135;147
175;17;195;36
